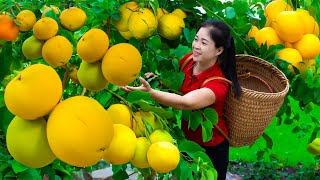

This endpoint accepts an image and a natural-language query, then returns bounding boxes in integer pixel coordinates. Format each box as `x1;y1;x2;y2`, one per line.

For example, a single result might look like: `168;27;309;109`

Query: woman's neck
193;58;218;75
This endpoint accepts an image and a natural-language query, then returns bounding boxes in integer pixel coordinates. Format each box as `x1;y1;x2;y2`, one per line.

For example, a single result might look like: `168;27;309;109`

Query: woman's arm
122;77;216;110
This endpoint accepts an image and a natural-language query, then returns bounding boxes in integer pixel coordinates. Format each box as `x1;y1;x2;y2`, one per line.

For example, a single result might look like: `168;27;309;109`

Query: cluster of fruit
114;1;187;40
247;0;320;76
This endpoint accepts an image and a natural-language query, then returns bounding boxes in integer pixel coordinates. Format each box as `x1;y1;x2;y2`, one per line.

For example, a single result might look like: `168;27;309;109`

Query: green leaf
52;162;71;176
292;126;301;133
178;160;193;180
304;102;314;114
225;7;236;19
112;164;122;174
0;91;4;109
146;36;161;50
18;168;42;180
284;117;293;125
262;133;273;149
58;29;77;48
0;42;13;80
10;160;28;174
113;169;129;180
203;108;218;125
127;91;151;103
171;44;191;60
135;100;174;119
161;71;185;91
96;91;112;107
256;150;265;160
178;139;205;157
183;28;192;43
0;106;14;134
201;120;213;142
189;111;202;131
193;151;213;168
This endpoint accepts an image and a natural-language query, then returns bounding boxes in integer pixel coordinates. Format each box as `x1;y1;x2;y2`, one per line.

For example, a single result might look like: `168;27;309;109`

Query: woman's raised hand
120;77;152;93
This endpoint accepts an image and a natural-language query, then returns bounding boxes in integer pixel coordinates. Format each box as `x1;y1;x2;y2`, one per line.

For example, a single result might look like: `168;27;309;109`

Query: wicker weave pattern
225;55;289;147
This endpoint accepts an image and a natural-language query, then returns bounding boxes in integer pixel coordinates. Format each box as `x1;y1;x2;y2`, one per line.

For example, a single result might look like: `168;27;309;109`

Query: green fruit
77;61;108;92
22;35;44;60
307;138;320;156
133;111;162;137
150;129;174;144
6;116;56;168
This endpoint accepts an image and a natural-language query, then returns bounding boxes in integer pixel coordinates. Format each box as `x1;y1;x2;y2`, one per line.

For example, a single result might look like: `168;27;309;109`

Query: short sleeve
179;53;193;67
202;80;229;104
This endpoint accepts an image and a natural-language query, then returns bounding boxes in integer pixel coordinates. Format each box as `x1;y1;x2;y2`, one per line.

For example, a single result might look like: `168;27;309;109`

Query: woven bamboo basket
224;54;290;147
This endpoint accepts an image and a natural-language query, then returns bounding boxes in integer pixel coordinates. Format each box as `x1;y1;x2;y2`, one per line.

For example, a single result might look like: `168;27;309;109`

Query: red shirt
179;53;229;146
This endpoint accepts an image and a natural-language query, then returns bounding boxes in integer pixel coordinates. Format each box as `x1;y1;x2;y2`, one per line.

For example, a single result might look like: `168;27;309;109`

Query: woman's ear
216;47;224;56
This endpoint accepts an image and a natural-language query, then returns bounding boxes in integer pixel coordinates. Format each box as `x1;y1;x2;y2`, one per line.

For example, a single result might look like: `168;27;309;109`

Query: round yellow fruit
130;137;151;168
42;35;73;67
107;104;132;128
172;8;187;19
59;7;87;31
150;129;174;144
113;1;139;31
273;11;304;43
16;10;37;32
42;5;60;18
247;25;258;39
4;64;62;120
33;17;58;40
22;35;44;60
128;8;158;39
264;0;292;27
297;59;316;78
254;27;282;47
314;21;319;36
47;96;114;167
156;8;168;20
296;9;318;35
293;34;320;60
6;116;56;168
276;48;303;73
102;43;142;86
77;61;108;92
77;28;109;63
147;142;180;173
158;13;185;40
104;124;137;165
119;30;132;40
133;111;162;137
284;41;293;48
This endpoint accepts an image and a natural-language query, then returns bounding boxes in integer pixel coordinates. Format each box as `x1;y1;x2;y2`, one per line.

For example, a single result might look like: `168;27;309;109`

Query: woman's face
192;27;223;63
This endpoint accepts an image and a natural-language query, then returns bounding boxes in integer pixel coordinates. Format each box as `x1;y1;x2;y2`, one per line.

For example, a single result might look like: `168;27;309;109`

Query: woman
121;19;241;180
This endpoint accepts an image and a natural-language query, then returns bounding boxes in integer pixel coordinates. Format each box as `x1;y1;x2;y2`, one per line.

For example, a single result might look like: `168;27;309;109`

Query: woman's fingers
119;86;132;92
145;72;155;78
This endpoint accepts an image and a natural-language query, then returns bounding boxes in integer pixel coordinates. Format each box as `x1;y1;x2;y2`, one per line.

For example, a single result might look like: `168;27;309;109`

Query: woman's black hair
200;19;241;97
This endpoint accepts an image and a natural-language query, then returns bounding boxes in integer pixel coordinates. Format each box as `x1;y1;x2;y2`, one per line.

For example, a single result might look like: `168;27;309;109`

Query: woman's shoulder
179;52;193;66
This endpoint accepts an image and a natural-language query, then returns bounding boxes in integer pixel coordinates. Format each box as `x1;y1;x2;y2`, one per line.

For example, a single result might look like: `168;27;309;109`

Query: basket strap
201;77;232;88
238;73;274;93
179;55;194;71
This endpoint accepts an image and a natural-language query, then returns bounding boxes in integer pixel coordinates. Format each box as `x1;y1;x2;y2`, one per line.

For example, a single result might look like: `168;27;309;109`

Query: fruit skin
150;129;174;144
295;9;318;35
16;10;37;32
77;61;108;92
42;5;60;18
276;48;303;73
130;137;151;168
254;27;282;47
77;28;109;63
133;111;162;137
293;34;320;60
47;96;114;167
158;13;185;40
102;43;142;86
147;141;180;173
247;26;258;39
107;104;132;128
22;35;44;60
4;64;62;120
156;8;168;20
113;1;139;31
0;14;20;41
6;116;56;168
59;7;87;31
172;9;187;19
307;138;320;156
33;17;58;40
42;35;73;67
128;8;158;39
103;124;137;165
264;0;292;27
119;30;132;40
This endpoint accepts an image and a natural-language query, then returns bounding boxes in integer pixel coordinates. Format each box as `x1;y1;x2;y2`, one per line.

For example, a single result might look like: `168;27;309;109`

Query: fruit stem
62;64;69;90
11;0;21;12
107;17;111;38
105;88;131;107
81;87;87;96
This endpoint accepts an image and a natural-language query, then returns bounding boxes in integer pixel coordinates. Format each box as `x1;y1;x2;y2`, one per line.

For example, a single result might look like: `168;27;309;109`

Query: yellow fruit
150;129;174;144
297;59;316;78
6;116;56;168
247;25;259;39
156;8;168;20
254;27;282;47
147;142;180;173
103;124;137;165
314;21;319;36
0;14;20;41
296;9;318;35
113;1;139;31
273;11;304;43
107;104;132;128
284;41;293;48
42;35;73;67
22;35;44;60
59;7;87;31
307;138;320;156
158;13;185;40
16;10;37;32
102;43;142;86
172;8;187;19
130;137;151;168
264;0;293;27
119;30;132;40
293;34;320;60
42;5;60;18
47;96;114;167
4;64;62;120
77;28;109;63
276;48;303;73
33;17;58;40
133;111;162;137
128;8;158;39
77;61;108;92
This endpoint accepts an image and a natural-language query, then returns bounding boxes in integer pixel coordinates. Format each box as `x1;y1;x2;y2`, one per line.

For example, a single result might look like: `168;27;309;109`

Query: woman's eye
202;42;207;45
